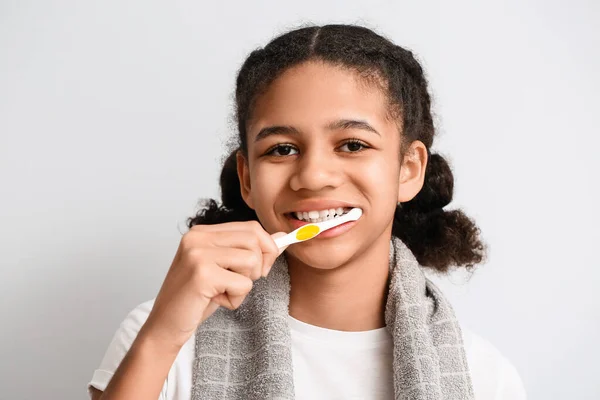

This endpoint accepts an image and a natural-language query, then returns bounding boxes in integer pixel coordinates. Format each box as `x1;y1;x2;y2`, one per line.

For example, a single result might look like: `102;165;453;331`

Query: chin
283;238;365;270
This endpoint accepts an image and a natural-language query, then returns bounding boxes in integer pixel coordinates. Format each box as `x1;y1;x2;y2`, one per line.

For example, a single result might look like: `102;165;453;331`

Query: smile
290;207;352;223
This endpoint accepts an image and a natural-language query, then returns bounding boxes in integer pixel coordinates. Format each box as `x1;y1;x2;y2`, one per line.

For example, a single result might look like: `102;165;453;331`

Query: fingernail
263;264;271;277
277;245;288;256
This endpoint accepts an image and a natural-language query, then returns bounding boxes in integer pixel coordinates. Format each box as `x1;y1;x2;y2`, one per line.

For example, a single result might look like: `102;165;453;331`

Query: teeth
293;208;350;221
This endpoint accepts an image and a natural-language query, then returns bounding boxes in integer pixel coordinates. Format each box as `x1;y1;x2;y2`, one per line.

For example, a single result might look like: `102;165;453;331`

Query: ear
236;151;255;209
397;141;428;203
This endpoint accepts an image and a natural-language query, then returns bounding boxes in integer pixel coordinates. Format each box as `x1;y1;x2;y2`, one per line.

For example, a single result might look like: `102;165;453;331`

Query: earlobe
397;141;428;203
236;151;255;209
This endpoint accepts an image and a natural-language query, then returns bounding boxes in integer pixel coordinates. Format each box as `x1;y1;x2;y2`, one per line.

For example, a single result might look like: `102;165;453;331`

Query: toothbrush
274;207;363;249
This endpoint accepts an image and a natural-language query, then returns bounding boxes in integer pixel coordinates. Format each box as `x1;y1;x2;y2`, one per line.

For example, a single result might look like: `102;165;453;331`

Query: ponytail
392;151;485;271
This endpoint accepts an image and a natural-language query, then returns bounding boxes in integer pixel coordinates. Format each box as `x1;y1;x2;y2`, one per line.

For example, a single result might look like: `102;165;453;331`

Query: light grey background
1;1;598;399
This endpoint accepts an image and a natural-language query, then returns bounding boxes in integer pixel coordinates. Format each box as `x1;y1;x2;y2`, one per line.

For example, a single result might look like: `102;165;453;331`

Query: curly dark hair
187;24;486;273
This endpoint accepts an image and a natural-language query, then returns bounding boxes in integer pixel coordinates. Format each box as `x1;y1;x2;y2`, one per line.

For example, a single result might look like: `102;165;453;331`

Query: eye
265;144;299;157
338;139;369;153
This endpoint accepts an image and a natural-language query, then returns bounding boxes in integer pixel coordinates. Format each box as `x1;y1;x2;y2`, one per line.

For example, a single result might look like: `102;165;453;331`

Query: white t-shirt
88;300;527;399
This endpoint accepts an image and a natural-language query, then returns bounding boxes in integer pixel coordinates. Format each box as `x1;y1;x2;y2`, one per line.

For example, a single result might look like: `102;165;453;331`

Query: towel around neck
192;236;474;400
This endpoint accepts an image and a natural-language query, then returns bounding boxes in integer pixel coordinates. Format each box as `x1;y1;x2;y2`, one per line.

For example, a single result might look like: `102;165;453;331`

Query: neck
287;234;391;332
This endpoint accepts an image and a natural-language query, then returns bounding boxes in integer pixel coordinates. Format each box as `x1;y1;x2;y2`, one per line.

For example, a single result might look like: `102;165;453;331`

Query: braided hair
188;24;485;272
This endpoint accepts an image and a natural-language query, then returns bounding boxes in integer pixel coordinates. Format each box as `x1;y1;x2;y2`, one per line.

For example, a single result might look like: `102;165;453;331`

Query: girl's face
238;61;426;269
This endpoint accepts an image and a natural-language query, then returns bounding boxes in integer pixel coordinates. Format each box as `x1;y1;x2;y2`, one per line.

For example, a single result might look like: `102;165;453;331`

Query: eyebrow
253;119;380;142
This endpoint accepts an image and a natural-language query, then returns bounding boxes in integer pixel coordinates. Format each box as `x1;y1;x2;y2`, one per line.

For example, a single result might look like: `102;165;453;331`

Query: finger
191;221;279;255
208;231;263;254
197;228;284;280
207;267;254;309
262;231;288;276
190;220;265;235
188;222;281;275
271;231;289;255
195;247;263;281
202;300;220;321
211;293;245;310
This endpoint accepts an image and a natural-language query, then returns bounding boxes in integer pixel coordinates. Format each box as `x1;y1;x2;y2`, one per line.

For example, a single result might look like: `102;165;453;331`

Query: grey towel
192;237;474;399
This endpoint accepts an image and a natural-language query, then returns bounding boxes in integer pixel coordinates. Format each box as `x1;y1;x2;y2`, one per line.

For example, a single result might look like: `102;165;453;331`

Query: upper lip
283;199;359;214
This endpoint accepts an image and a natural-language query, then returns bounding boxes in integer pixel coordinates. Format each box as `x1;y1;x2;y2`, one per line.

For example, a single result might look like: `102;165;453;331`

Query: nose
289;147;344;192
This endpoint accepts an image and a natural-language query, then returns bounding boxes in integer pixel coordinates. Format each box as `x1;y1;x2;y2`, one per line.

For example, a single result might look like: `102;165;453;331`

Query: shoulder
462;325;527;400
119;299;155;333
88;299;195;400
88;300;156;396
106;299;157;353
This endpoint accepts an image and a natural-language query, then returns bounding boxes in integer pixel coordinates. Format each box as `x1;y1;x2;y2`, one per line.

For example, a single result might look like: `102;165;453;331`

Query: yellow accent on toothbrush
295;225;320;241
274;208;363;249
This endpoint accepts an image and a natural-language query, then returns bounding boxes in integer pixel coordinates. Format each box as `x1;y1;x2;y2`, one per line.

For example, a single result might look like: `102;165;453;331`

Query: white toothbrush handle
274;232;300;249
273;208;363;250
315;210;353;231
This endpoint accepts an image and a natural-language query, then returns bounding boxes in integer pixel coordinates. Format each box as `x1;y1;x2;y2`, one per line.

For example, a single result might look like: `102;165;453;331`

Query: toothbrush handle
274;232;298;249
272;208;362;250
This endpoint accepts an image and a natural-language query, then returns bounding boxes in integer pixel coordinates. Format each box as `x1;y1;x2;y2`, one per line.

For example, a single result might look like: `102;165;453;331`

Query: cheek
355;159;399;233
355;155;400;197
249;164;287;209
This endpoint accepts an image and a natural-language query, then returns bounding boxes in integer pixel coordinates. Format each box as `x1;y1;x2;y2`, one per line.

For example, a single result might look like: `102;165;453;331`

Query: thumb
270;231;289;255
262;231;288;277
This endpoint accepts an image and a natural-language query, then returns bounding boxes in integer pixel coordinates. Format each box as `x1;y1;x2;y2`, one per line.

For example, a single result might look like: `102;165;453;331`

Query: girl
88;24;526;399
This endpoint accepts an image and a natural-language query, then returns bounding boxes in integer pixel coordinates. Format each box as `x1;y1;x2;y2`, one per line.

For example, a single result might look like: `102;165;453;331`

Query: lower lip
286;215;359;239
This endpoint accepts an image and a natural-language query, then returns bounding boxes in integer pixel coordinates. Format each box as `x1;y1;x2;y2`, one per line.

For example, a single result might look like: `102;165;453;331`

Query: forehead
247;61;392;136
